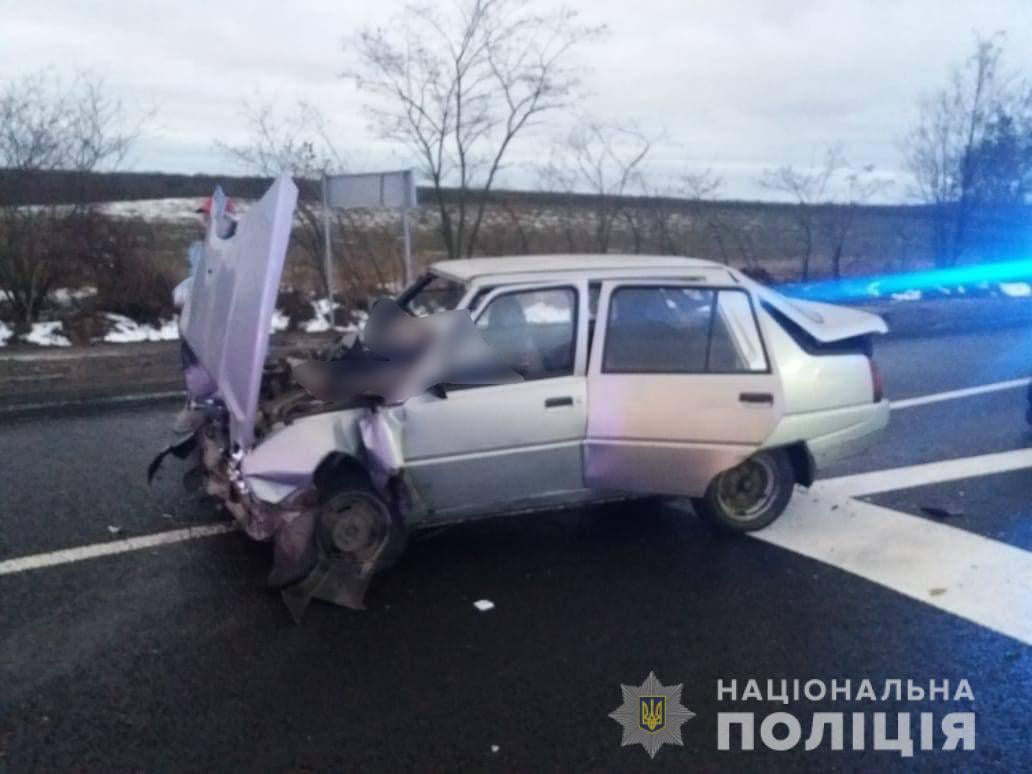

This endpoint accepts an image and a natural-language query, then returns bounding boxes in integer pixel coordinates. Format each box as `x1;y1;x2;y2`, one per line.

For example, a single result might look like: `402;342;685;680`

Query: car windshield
397;273;467;316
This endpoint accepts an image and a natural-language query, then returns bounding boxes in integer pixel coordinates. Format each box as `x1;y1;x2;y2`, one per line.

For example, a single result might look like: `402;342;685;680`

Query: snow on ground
301;298;355;333
104;310;298;341
302;312;332;334
270;310;290;332
100;199;236;223
51;287;97;305
101;314;179;343
999;282;1031;298
0;305;324;347
24;321;71;347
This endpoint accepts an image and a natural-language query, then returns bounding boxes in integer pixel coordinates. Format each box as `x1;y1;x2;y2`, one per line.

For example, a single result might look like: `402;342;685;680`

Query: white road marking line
820;447;1032;498
755;486;1032;645
0;390;183;415
891;377;1030;410
0;523;234;577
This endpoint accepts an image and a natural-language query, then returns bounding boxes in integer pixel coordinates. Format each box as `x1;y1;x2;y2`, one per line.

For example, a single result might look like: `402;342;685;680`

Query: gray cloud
3;0;1031;201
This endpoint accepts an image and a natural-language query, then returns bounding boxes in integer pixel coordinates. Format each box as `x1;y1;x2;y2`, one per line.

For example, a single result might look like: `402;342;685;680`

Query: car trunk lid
752;285;888;343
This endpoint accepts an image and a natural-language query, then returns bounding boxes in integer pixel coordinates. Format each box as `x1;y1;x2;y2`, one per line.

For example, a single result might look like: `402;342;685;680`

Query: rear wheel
691;449;794;532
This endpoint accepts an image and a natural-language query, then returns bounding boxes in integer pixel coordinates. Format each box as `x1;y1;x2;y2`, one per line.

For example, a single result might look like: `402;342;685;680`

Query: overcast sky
3;0;1032;201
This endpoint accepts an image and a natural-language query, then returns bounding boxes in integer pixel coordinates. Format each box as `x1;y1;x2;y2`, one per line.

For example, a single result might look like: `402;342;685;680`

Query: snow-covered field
98;197;401;230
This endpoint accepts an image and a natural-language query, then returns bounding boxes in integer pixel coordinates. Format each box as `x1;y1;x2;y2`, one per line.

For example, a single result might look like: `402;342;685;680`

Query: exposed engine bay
149;175;517;621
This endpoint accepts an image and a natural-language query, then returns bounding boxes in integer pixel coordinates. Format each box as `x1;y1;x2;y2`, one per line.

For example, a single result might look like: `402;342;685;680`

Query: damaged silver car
152;175;890;620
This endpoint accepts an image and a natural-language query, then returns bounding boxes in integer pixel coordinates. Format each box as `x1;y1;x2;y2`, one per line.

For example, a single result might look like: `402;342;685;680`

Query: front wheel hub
323;493;389;562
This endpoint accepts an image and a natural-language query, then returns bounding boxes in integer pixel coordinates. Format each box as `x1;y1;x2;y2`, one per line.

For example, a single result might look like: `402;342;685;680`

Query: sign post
320;172;335;323
322;169;419;290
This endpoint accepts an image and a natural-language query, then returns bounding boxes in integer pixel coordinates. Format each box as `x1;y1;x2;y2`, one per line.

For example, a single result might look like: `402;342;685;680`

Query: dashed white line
0;523;234;576
891;377;1030;410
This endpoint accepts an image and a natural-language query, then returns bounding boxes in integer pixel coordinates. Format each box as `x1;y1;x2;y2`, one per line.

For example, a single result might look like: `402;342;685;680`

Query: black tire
691;449;795;533
317;466;408;571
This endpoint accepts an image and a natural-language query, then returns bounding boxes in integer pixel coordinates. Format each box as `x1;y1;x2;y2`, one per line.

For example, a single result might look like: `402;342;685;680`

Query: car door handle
739;392;774;404
544;396;574;408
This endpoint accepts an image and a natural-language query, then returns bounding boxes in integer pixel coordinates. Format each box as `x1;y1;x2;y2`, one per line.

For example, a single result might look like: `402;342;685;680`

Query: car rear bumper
764;399;890;475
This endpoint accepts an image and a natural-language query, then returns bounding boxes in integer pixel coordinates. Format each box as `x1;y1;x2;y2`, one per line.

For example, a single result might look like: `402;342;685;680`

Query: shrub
81;214;178;324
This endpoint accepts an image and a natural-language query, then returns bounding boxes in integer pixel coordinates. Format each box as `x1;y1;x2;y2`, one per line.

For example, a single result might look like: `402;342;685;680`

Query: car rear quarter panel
757;306;888;466
759;307;873;414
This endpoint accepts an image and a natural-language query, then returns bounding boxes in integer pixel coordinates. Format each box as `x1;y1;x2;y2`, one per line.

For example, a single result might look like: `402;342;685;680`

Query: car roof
429;254;727;283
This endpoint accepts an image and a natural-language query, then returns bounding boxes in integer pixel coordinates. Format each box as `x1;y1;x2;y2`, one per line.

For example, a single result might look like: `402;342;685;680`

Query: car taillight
869;357;883;403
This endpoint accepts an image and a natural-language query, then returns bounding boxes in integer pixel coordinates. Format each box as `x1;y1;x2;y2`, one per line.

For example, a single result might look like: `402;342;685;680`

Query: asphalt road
1;323;1031;771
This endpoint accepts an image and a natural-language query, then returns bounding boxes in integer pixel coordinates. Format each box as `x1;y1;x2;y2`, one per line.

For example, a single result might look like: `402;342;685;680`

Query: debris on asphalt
473;599;495;612
920;505;964;520
490;745;500;753
106;525;123;535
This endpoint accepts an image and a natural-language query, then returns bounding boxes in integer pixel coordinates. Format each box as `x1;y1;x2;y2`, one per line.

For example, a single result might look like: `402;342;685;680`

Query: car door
584;280;784;497
401;280;590;518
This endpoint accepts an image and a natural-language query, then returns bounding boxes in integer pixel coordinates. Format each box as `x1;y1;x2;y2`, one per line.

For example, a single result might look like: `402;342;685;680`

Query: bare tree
640;169;723;257
822;164;889;278
0;71;140;322
903;33;1032;266
542;120;655;253
349;0;603;258
218;98;346;298
758;146;844;280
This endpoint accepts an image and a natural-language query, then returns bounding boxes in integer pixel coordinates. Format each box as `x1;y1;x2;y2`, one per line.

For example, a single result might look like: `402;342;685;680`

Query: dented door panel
402;378;587;517
400;280;590;516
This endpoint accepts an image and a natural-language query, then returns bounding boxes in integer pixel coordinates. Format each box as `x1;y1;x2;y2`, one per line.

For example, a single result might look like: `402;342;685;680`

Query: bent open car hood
750;283;888;343
179;175;299;450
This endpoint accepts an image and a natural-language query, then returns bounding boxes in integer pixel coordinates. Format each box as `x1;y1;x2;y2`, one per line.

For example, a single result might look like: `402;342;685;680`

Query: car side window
476;287;577;380
602;286;767;374
708;290;768;372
